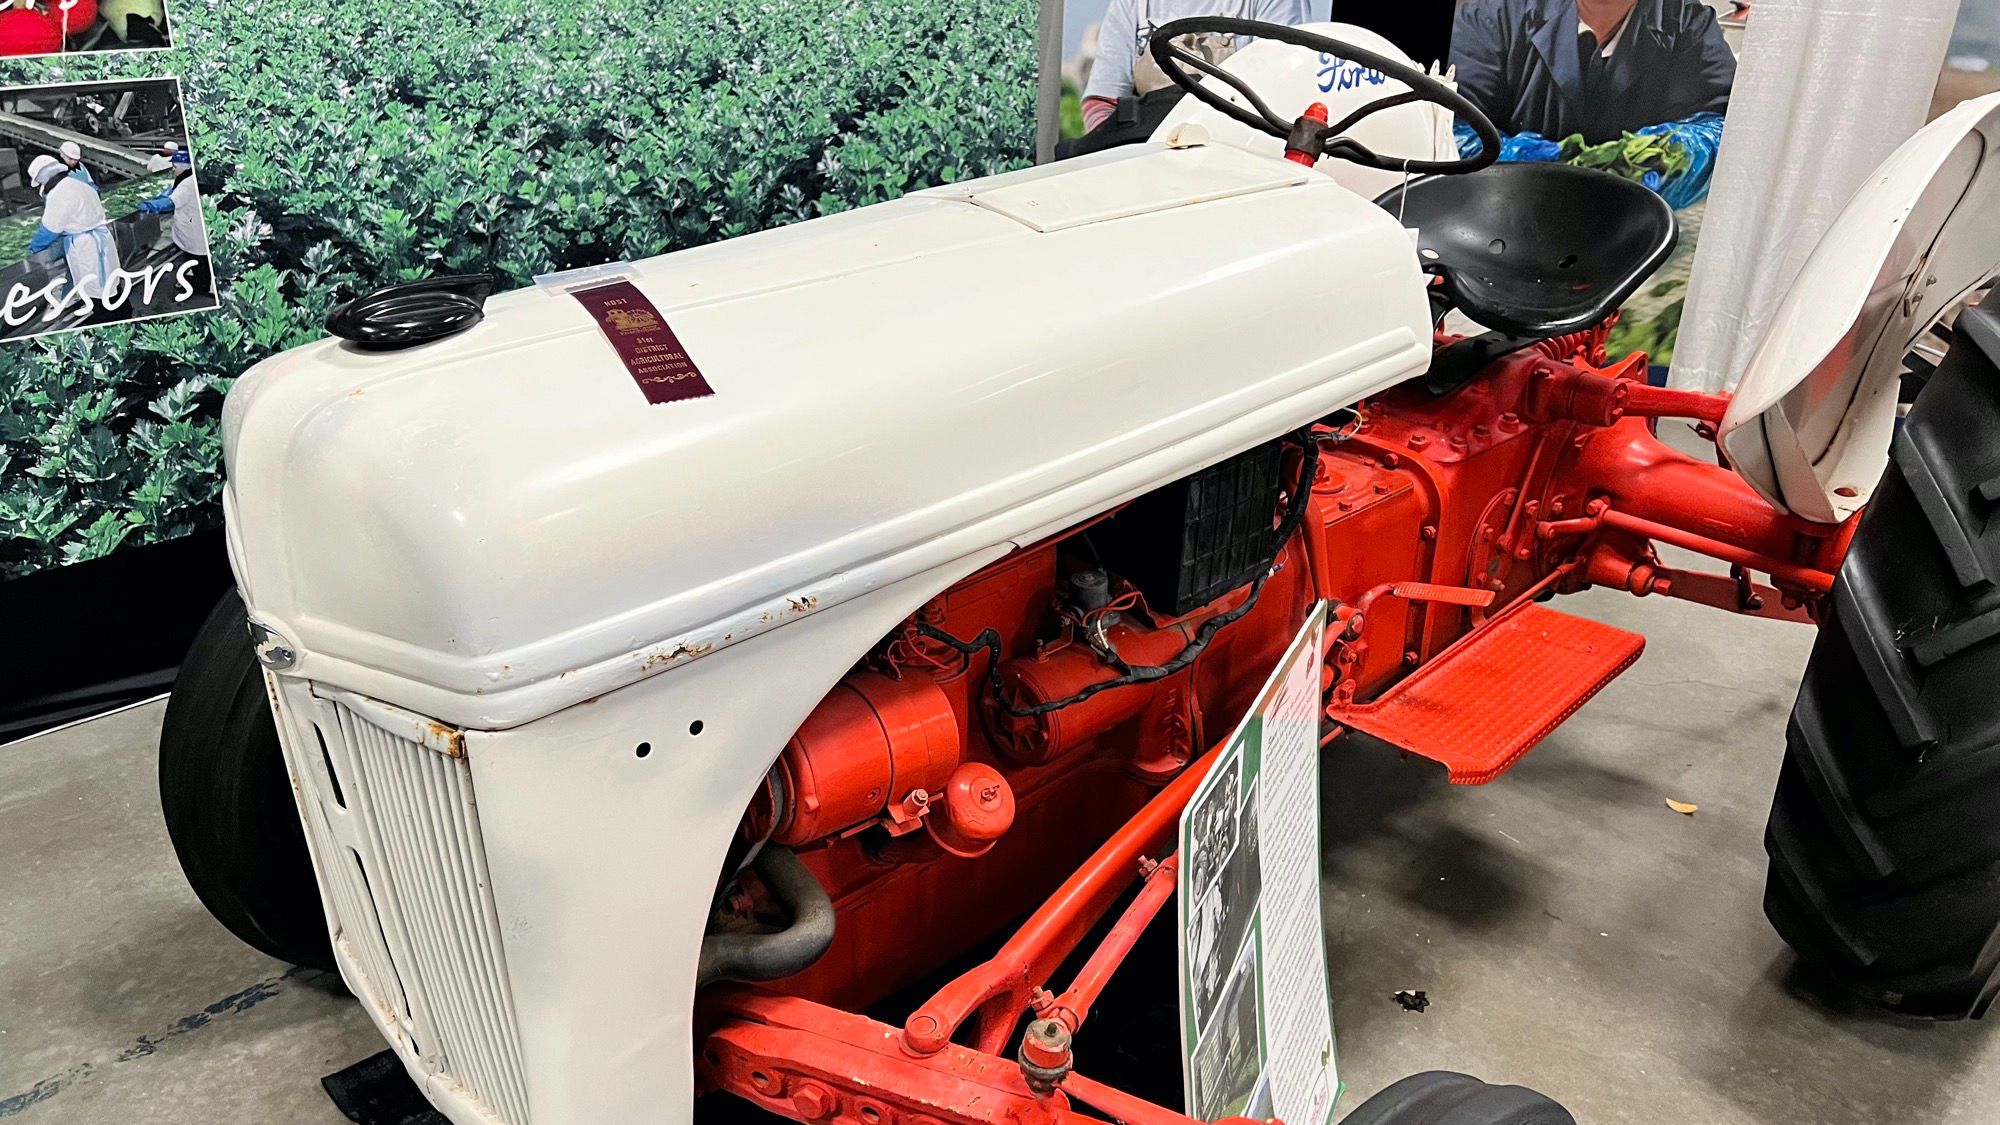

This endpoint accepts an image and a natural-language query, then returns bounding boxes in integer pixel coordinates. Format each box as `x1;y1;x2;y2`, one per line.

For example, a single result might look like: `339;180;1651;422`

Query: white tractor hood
222;142;1433;728
1720;93;2000;523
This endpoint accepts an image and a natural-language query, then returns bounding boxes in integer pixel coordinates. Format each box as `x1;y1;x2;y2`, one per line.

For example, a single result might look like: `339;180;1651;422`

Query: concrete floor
3;571;1998;1123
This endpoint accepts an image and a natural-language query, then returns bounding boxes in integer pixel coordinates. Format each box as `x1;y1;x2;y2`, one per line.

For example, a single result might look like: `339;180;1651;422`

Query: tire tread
1764;305;2000;1018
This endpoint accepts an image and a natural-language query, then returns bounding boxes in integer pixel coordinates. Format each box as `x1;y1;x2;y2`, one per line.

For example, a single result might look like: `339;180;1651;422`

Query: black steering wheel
1148;17;1499;176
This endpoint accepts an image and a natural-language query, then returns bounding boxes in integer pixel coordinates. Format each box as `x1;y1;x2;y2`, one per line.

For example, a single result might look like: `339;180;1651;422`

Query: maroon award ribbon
572;281;716;405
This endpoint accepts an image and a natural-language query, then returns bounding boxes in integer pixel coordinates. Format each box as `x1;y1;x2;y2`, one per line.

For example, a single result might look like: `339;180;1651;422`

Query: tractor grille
281;683;532;1125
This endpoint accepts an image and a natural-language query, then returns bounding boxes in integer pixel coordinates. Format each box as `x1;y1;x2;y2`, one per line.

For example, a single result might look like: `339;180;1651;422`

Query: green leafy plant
1606;279;1687;367
1560;129;1693;183
1060;78;1084;139
0;0;1038;578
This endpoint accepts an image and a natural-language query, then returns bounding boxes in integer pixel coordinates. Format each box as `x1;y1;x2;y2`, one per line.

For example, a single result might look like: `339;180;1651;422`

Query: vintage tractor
158;21;2000;1125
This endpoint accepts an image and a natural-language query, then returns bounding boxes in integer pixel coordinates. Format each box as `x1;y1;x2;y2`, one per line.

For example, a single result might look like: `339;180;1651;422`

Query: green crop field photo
0;0;1038;578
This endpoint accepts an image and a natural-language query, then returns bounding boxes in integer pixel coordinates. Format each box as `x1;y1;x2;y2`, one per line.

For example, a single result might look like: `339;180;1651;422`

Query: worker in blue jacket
1449;0;1735;208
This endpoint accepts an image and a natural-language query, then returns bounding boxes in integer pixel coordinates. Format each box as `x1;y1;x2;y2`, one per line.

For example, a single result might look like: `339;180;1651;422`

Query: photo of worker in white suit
0;77;216;341
26;153;121;310
135;146;210;293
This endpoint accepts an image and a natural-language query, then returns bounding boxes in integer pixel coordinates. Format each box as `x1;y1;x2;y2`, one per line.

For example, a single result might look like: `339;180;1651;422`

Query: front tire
159;590;334;971
1763;304;2000;1018
1342;1072;1574;1125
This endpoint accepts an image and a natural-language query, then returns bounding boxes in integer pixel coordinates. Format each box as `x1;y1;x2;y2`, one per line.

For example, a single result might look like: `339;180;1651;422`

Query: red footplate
1331;603;1645;784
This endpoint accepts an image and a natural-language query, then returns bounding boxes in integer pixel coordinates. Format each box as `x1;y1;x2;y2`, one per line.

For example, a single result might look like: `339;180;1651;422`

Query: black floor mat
322;1050;448;1125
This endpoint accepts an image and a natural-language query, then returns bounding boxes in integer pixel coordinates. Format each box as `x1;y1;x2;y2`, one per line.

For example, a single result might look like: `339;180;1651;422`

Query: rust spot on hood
424;721;466;758
642;640;714;670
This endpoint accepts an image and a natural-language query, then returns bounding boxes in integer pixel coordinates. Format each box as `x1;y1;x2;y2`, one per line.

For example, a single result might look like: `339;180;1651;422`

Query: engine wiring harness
917;428;1322;719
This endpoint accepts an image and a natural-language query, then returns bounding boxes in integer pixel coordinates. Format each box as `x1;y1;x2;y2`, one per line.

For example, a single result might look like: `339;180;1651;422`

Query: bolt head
246;621;298;670
791;1083;834;1120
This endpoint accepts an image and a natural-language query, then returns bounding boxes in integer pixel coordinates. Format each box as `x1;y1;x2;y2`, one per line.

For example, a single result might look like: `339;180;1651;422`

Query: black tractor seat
1374;162;1678;339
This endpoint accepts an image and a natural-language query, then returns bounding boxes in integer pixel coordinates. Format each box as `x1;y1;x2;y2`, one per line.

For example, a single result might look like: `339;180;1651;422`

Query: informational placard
1178;601;1335;1125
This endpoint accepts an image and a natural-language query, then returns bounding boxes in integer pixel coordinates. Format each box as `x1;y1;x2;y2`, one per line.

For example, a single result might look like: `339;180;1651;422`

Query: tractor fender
1720;92;2000;524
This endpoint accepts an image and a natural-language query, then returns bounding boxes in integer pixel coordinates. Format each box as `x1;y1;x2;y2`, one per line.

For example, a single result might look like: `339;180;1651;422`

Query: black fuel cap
327;274;496;351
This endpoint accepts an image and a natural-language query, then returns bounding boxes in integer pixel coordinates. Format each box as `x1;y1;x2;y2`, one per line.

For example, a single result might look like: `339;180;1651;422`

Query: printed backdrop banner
0;0;1038;584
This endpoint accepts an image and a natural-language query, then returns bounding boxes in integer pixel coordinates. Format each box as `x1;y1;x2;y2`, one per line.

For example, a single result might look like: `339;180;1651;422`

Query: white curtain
1671;0;1963;392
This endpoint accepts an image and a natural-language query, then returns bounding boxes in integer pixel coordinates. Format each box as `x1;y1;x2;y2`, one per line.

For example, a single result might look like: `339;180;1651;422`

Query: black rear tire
159;590;334;971
1342;1072;1574;1125
1763;304;2000;1019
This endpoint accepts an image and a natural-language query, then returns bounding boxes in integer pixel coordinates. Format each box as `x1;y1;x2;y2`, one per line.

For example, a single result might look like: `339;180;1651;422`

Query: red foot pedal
1389;581;1497;608
1331;602;1645;784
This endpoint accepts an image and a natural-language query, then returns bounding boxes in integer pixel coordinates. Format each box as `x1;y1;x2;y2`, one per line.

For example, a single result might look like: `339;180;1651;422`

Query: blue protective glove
1633;112;1724;210
1454;121;1563;163
26;225;57;254
137;190;175;214
1499;131;1564;163
1453;120;1483;159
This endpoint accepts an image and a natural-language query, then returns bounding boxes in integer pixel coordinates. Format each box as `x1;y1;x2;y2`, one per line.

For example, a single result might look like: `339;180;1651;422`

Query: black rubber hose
697;845;835;989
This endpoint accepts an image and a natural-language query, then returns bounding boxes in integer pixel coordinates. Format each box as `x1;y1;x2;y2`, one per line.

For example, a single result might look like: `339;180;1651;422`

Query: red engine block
698;330;1855;1125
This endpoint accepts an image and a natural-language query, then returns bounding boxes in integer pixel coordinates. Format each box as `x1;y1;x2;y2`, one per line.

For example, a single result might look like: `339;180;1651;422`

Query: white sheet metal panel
954;142;1309;231
461;552;1007;1125
223;141;1431;729
1719;93;2000;522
